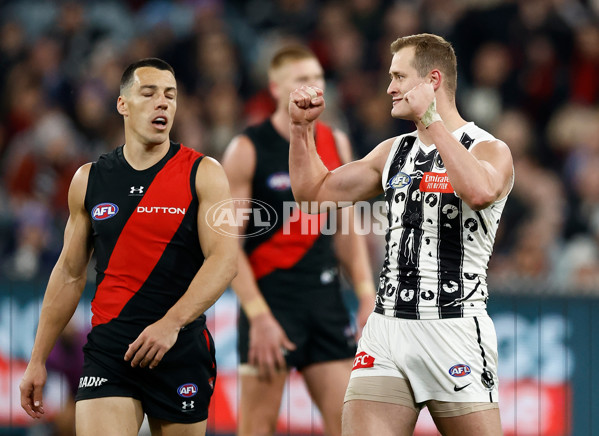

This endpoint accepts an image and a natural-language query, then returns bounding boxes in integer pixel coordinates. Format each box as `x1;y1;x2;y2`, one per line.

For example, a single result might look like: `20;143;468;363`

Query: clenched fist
289;85;325;125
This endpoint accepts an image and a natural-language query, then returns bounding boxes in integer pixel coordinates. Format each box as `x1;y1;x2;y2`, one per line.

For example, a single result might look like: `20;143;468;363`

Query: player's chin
391;106;412;120
145;133;169;147
390;107;403;119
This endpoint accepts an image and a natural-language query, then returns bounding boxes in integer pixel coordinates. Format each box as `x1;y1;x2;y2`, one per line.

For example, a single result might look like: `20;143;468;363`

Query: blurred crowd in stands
1;0;599;292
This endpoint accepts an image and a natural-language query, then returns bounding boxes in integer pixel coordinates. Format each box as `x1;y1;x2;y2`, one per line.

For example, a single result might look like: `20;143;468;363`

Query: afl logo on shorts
387;172;411;190
267;172;291;191
177;383;198;398
92;203;119;220
449;364;471;377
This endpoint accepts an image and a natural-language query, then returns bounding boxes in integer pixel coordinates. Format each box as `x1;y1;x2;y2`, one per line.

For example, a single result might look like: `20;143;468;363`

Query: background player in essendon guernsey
222;45;376;436
19;58;237;436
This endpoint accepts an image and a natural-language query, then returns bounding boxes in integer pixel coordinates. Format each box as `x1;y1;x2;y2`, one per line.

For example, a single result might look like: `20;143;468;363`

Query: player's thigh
343;375;420;436
302;359;351;417
76;396;144;436
147;417;207;436
237;370;288;435
431;405;502;436
302;359;352;436
342;399;418;436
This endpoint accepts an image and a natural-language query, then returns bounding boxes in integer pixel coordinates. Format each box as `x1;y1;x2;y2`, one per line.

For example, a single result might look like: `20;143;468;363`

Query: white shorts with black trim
348;312;499;405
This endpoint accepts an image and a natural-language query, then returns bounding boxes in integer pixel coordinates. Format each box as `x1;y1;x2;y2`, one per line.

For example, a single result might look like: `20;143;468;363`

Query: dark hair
390;33;457;97
119;58;175;94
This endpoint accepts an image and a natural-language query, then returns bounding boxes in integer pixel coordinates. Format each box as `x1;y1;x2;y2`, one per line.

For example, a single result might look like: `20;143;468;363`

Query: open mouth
152;116;167;129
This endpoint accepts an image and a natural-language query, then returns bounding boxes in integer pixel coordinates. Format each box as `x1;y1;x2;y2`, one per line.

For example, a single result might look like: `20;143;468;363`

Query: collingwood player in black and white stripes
378;123;506;320
289;33;513;436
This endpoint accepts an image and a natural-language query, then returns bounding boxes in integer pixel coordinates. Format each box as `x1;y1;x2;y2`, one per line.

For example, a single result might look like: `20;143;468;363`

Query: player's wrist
27;357;47;367
289;119;313;129
355;281;376;298
243;297;271;320
419;99;442;128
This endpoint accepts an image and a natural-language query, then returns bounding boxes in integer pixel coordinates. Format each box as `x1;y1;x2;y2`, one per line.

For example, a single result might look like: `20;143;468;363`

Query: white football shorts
347;312;499;405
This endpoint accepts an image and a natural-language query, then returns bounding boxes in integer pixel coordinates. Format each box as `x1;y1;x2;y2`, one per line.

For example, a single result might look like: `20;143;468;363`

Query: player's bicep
472;140;514;199
196;157;239;260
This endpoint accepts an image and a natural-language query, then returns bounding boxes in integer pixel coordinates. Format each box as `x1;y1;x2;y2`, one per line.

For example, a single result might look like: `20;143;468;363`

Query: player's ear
269;80;281;101
429;70;442;91
117;95;128;117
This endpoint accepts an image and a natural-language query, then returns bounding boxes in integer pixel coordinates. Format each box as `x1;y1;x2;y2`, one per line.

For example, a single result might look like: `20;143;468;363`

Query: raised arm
329;129;375;337
221;135;296;380
20;164;94;419
124;157;238;369
288;85;389;210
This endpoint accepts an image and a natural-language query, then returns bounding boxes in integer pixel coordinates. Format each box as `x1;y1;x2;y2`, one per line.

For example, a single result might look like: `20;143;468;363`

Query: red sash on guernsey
248;122;342;280
91;147;201;327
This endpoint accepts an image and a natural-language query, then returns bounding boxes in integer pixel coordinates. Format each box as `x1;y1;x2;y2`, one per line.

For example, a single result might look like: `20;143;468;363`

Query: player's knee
239;411;278;436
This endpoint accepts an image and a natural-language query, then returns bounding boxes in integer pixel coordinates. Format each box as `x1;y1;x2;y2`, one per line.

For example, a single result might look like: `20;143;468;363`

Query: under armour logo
182;401;195;410
130;186;144;195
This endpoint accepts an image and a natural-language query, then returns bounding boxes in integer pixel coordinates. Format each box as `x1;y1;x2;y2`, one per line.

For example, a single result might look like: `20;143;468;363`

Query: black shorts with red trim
75;320;216;423
238;273;357;370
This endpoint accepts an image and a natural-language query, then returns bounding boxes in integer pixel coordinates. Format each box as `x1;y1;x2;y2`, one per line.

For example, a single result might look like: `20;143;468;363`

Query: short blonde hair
268;45;318;80
390;33;457;97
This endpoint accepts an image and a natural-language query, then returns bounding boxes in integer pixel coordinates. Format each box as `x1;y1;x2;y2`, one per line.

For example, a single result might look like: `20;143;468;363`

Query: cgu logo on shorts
92;203;118;220
79;376;108;388
449;364;471;377
352;351;375;370
177;383;198;398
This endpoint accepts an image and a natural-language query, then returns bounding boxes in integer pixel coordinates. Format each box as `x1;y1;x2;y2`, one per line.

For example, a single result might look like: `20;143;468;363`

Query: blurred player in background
222;45;375;436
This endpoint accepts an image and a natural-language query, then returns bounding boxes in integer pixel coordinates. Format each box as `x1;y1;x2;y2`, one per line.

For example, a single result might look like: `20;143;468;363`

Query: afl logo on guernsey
177;383;198;398
449;364;471;377
267;172;291;191
92;203;119;220
387;172;411;189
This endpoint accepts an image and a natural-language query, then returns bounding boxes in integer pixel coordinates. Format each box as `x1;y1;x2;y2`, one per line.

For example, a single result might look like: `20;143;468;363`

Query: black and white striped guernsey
376;122;510;320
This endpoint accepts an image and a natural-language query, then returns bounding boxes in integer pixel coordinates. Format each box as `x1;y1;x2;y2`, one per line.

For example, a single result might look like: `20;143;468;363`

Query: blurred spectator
489;109;566;288
569;21;599;105
460;41;514;130
2;110;87;279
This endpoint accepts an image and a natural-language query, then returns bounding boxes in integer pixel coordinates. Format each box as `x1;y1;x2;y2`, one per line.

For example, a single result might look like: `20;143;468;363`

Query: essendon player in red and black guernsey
222;46;375;436
20;58;237;436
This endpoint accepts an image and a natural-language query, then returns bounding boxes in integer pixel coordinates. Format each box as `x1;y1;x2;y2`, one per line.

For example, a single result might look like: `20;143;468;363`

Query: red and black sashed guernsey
84;142;205;354
243;120;342;287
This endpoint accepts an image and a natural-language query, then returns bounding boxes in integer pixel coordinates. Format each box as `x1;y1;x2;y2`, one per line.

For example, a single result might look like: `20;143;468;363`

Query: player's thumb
283;336;297;351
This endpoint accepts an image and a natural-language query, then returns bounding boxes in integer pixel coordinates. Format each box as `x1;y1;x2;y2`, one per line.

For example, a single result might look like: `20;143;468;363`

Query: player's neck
123;138;170;170
271;108;291;142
